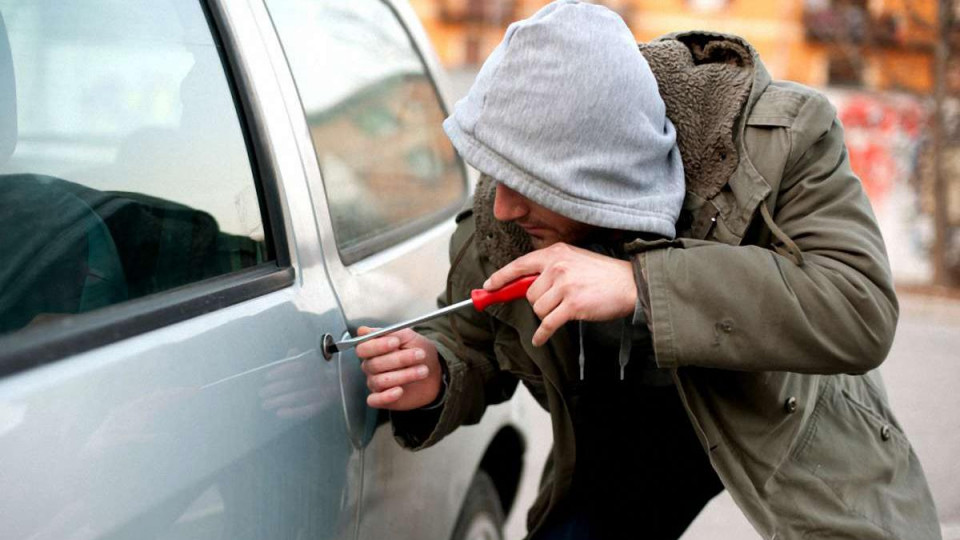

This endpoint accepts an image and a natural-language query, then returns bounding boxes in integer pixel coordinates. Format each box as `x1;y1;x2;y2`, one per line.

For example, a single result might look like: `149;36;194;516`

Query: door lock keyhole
321;333;336;360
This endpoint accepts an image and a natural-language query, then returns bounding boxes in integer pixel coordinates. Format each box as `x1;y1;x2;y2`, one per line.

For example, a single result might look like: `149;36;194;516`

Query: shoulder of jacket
746;81;835;129
746;82;840;172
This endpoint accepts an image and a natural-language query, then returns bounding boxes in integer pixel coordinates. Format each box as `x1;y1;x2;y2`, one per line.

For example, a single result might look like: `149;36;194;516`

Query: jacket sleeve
634;93;899;374
391;217;519;450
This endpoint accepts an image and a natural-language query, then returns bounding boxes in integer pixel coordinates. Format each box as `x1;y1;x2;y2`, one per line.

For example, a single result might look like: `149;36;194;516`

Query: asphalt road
503;293;960;539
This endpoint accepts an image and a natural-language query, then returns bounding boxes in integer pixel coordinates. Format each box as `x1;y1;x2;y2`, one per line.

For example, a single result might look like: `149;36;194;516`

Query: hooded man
356;1;940;539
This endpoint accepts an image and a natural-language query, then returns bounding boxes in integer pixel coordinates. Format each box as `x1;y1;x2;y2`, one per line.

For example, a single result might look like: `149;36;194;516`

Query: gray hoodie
443;0;684;238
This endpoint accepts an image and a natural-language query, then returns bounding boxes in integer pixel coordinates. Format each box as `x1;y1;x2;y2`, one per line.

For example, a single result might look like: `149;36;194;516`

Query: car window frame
264;0;469;268
0;0;294;377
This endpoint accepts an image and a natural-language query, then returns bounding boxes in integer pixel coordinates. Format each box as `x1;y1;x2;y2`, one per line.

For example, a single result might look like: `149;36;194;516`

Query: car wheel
451;470;504;540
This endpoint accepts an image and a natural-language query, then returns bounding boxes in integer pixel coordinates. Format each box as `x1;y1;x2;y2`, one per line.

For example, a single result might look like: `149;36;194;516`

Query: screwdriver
331;275;538;352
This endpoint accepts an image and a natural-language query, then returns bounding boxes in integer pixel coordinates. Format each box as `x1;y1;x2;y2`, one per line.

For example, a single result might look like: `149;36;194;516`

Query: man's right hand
356;327;443;410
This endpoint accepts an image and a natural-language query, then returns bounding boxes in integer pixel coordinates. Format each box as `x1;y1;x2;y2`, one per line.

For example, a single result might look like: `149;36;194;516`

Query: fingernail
414;349;426;360
482;279;491;289
416;366;429;378
388;338;400;349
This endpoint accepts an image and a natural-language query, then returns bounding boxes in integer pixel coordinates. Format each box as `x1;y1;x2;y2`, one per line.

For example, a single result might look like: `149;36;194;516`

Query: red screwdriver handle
470;275;538;312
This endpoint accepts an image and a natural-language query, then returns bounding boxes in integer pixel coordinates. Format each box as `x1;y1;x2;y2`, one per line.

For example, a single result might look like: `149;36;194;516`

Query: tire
450;470;505;540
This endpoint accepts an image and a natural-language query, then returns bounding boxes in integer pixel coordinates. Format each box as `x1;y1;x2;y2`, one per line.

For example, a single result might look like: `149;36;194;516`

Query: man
357;1;940;539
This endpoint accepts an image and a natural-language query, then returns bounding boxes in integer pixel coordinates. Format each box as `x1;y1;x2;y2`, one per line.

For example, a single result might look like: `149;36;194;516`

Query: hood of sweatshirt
471;30;761;269
444;0;685;240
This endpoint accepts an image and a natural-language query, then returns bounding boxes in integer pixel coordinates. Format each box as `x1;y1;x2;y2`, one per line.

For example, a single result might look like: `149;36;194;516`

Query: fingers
484;242;580;292
355;327;420;359
366;364;430;393
531;284;563;320
524;270;549;303
483;247;569;345
485;242;637;348
367;386;403;408
483;249;550;290
533;302;572;347
354;326;438;410
361;347;427;376
355;329;399;359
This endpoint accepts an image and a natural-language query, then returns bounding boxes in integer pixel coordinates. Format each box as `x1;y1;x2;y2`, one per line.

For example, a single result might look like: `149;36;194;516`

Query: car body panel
0;288;359;540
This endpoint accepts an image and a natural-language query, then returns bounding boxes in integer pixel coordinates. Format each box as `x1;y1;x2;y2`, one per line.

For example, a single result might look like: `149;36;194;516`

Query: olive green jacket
393;32;940;540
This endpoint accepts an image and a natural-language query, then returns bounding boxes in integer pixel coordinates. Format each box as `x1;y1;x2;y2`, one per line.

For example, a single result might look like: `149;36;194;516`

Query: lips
519;224;546;237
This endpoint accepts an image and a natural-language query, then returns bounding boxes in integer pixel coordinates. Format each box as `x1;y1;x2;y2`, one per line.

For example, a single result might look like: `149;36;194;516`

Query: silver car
0;1;538;539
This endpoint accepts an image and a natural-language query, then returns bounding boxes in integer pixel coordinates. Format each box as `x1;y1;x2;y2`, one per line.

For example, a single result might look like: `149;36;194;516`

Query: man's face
492;182;595;249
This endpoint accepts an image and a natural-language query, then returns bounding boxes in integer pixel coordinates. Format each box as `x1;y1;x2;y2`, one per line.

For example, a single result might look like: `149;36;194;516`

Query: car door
257;0;468;448
253;1;523;538
0;1;361;538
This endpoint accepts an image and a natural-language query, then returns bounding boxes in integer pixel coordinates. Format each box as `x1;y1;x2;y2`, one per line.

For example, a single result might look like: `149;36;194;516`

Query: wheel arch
477;426;526;518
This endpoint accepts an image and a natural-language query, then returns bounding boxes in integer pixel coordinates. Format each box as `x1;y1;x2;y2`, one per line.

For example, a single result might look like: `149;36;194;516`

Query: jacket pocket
767;377;928;539
791;381;908;492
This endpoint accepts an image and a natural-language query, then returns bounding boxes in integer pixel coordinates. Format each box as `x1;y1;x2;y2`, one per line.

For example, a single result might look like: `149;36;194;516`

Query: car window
0;0;269;339
264;0;466;264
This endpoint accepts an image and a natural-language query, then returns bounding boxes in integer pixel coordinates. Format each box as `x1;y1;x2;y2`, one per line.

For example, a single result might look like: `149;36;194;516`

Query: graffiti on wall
823;88;934;282
827;89;926;205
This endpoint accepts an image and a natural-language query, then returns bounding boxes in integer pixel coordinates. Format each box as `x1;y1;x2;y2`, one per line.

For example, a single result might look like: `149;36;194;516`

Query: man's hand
356;327;443;410
483;243;637;346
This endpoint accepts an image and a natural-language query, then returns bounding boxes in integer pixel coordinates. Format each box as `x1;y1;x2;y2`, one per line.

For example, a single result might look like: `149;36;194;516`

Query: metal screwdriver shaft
333;298;473;352
332;275;538;352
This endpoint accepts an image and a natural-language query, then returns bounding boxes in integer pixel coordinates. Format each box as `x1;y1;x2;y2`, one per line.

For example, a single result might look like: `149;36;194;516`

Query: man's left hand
483;243;637;346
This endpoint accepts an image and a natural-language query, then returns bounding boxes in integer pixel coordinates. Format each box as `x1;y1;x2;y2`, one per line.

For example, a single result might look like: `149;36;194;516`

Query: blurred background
407;1;960;538
412;0;957;288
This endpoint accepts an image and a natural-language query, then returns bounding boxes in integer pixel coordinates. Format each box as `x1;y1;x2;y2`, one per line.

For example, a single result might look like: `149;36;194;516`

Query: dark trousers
535;383;724;540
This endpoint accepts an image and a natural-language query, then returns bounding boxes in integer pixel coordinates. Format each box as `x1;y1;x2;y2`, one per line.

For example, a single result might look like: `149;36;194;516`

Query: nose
493;182;528;222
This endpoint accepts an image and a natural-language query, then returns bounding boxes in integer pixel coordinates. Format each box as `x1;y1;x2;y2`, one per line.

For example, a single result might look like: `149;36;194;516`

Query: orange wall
412;0;935;93
625;0;804;82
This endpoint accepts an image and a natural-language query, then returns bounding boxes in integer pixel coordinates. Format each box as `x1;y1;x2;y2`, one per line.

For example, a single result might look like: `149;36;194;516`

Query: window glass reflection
0;0;267;337
265;0;466;263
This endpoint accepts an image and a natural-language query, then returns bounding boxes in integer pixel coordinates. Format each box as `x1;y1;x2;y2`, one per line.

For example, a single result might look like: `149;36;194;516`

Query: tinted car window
0;1;268;338
264;0;466;264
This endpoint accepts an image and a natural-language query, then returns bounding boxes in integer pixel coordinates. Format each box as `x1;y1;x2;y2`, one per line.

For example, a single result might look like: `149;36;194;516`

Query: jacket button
784;396;798;414
880;425;892;441
717;320;734;333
